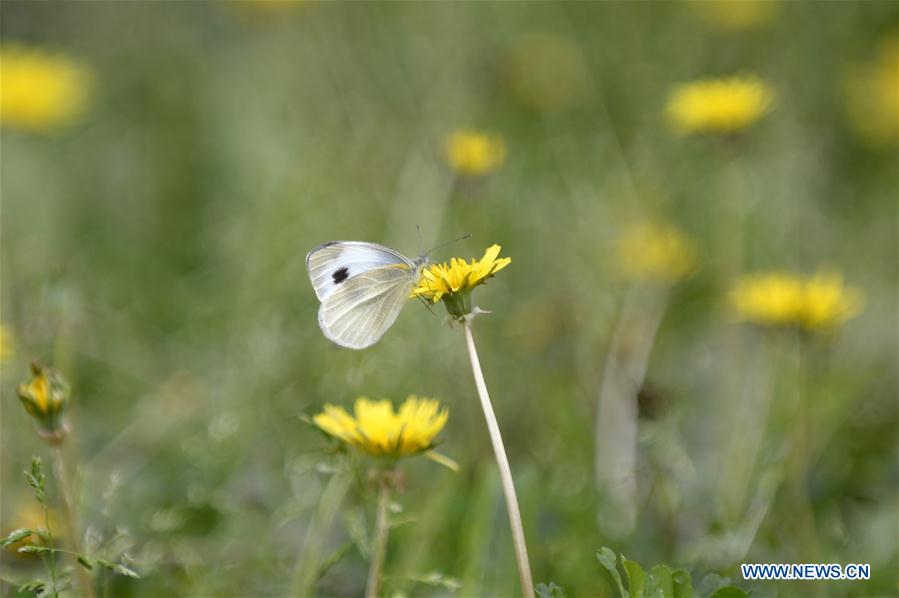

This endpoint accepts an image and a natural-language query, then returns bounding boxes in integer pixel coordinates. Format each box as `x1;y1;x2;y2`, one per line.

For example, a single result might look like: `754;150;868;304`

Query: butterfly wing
306;241;414;301
317;263;417;349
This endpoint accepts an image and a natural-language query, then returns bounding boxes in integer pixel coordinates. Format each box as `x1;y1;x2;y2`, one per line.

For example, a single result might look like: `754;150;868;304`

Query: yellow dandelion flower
313;396;448;459
730;271;864;331
17;363;70;439
686;0;780;32
846;34;899;145
445;129;506;176
412;244;511;318
730;272;804;327
0;43;92;132
615;221;699;283
666;75;774;134
800;272;865;330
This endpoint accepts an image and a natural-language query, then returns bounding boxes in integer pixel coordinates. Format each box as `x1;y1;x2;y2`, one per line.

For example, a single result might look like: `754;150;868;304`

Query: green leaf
622;557;647;598
671;569;693;598
696;573;727;598
0;528;33;548
344;508;370;558
597;547;628;598
709;586;748;598
535;581;567;598
17;545;52;554
649;564;674;598
77;555;94;570
315;542;353;582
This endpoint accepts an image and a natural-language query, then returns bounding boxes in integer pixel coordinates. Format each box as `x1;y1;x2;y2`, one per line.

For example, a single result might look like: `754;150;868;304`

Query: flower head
845;34;899;146
314;396;448;459
730;271;864;331
666;75;774;134
17;363;70;441
445;129;506;176
800;272;865;330
615;221;699;283
412;244;511;318
0;43;92;132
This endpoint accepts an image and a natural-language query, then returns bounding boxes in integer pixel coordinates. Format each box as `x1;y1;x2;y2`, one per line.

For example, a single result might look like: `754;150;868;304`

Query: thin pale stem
463;319;535;598
51;445;93;598
365;480;391;598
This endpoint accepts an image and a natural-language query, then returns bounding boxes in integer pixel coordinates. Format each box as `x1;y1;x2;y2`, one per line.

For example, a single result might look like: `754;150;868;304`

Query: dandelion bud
17;363;70;442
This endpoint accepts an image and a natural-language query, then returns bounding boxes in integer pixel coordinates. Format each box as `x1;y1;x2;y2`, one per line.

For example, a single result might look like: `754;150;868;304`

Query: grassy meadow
1;2;897;597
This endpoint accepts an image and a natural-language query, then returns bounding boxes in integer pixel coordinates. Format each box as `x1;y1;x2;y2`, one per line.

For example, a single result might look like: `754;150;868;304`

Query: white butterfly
306;241;428;349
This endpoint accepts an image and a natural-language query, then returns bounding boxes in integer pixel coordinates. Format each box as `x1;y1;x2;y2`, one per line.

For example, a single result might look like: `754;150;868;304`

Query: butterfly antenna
425;233;471;257
415;293;437;315
416;224;424;257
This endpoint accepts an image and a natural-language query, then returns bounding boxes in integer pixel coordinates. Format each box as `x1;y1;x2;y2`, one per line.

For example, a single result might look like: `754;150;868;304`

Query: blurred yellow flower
445;129;506;176
615;221;699;283
846;34;899;145
800;272;865;330
730;271;864;331
0;43;92;132
17;363;70;439
666;76;774;134
314;396;448;459
686;0;780;31
730;272;804;327
3;500;61;555
412;244;511;317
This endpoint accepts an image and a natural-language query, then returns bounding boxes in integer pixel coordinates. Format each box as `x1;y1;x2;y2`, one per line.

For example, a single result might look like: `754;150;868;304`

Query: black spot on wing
332;267;350;284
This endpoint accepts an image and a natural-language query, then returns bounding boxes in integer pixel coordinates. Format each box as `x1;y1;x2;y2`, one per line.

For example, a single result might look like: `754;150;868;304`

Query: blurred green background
1;1;896;596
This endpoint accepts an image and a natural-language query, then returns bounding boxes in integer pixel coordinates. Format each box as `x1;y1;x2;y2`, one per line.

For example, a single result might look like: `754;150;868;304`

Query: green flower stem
365;478;391;598
463;318;535;598
50;445;93;598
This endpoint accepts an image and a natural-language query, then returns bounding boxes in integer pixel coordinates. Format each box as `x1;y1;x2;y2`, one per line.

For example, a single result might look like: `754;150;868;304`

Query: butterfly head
413;254;429;275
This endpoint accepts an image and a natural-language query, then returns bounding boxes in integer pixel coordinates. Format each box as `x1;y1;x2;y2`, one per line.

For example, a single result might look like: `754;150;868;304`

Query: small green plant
535;581;567;597
0;457;139;597
596;547;748;598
